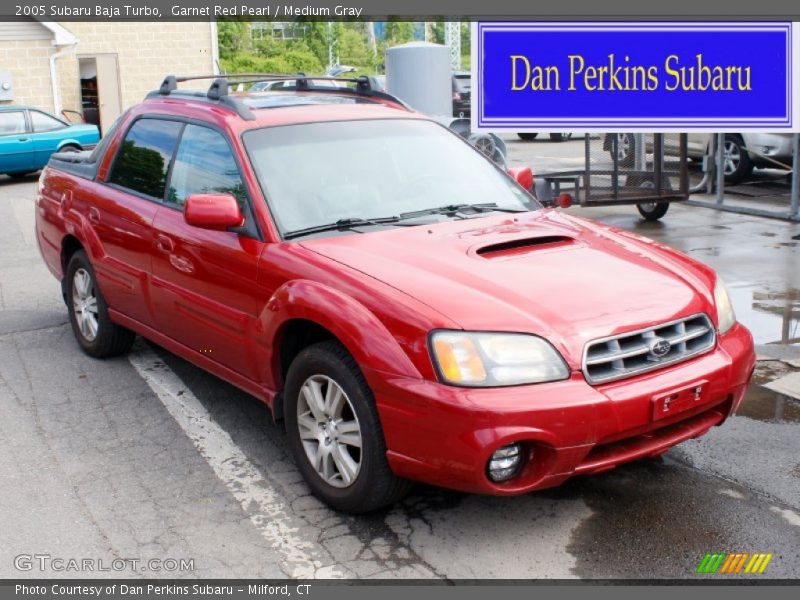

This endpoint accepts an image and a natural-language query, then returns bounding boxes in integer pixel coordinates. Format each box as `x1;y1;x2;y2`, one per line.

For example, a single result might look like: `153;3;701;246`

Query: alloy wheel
72;268;99;342
617;134;631;162
723;140;741;176
639;201;658;212
296;375;362;488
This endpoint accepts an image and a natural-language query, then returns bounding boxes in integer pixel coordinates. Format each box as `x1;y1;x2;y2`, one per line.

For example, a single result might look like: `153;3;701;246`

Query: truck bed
48;150;101;181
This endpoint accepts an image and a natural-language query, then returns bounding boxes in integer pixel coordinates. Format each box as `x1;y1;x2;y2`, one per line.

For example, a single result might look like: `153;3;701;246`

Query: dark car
452;71;471;118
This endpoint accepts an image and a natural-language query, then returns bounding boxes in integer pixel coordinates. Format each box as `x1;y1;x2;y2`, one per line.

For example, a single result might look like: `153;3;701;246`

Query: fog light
487;443;524;482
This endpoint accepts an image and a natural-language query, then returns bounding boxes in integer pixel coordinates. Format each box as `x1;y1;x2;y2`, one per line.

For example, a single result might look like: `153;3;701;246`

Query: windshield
243;119;535;237
454;76;471;92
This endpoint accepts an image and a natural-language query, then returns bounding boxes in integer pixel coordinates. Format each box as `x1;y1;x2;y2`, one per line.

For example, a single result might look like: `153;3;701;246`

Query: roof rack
148;74;408;120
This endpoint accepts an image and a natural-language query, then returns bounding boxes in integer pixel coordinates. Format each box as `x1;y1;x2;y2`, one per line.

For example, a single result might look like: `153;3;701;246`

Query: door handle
88;207;100;224
18;137;29;142
156;234;174;253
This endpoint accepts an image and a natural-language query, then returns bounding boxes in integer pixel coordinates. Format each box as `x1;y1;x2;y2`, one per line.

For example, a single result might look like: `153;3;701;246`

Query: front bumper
368;322;755;495
744;133;794;163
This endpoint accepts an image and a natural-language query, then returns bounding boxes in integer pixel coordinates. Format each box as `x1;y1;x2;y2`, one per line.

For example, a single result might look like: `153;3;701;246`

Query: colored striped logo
696;553;773;574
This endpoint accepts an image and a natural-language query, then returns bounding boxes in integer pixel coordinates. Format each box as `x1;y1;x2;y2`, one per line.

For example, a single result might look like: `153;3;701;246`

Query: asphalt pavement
1;165;798;580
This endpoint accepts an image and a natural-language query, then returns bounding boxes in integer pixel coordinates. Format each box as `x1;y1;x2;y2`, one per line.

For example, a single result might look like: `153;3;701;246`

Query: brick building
0;20;218;131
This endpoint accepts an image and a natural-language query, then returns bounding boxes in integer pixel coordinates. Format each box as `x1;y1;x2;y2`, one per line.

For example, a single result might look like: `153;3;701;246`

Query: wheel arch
59;234;85;300
56;139;83;152
263;280;422;418
61;234;84;273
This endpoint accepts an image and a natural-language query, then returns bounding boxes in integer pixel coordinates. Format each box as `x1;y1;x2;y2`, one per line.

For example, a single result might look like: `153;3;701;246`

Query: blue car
0;106;100;178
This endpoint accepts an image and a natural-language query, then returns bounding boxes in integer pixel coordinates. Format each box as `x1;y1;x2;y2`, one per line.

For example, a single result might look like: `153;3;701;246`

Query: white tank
385;42;451;117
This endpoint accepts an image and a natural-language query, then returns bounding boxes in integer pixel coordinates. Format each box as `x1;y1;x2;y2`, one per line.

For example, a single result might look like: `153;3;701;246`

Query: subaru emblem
649;337;671;358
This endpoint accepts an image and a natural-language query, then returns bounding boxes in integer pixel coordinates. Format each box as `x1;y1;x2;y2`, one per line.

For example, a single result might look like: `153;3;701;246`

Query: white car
605;132;794;183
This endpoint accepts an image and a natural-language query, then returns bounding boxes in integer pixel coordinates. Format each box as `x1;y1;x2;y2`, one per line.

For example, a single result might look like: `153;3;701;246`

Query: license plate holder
652;380;707;421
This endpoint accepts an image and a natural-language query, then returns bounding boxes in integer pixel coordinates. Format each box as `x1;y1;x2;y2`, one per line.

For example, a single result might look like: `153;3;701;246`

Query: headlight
430;331;569;387
714;278;736;334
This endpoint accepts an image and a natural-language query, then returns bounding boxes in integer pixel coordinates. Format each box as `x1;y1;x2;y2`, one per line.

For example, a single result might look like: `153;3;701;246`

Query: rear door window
108;118;183;199
30;111;67;132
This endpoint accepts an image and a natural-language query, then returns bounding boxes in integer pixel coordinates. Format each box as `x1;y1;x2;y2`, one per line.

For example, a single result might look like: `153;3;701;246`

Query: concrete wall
56;22;217;115
0;21;216;116
0;38;58;112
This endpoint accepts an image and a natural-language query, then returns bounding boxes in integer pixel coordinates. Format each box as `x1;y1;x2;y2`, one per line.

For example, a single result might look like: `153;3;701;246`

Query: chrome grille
582;314;716;385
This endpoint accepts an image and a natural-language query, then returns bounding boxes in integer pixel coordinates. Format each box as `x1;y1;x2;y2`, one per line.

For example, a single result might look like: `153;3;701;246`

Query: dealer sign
472;22;800;132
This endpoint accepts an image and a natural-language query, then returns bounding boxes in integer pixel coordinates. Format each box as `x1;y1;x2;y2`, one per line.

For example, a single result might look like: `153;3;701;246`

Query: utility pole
444;22;461;70
366;22;377;54
327;22;335;68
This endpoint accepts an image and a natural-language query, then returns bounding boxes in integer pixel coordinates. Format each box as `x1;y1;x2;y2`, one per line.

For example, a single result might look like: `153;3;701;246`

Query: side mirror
184;194;243;230
508;166;534;191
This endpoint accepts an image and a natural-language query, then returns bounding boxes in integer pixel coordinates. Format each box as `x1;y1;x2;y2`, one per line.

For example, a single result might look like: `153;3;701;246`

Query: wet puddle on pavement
728;286;800;345
736;361;800;423
738;382;800;423
723;284;800;422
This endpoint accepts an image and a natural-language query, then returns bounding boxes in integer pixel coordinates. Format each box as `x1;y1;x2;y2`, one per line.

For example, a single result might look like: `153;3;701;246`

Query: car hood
300;210;715;367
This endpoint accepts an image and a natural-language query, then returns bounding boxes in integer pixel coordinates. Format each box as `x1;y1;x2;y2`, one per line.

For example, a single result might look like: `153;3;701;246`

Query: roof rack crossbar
149;73;409;119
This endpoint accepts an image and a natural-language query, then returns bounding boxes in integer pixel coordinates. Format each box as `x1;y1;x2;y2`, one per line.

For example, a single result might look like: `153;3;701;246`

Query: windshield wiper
283;216;405;240
399;203;527;220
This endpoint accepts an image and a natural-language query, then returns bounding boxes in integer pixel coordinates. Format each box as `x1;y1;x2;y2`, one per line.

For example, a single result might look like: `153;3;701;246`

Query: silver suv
606;133;794;184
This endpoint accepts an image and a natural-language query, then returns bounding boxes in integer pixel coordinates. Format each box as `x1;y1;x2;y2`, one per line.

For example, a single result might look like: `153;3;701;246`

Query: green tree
217;20;251;60
337;27;377;71
384;20;415;45
460;22;471;57
300;21;338;67
430;21;445;45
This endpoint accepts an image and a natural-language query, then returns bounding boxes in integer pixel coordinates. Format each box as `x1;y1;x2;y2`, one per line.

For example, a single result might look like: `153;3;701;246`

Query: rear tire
284;340;412;513
59;144;82;153
66;250;135;358
517;133;538;141
8;171;36;179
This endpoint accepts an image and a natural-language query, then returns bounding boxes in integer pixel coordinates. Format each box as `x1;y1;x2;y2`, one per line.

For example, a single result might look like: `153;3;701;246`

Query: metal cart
535;133;690;221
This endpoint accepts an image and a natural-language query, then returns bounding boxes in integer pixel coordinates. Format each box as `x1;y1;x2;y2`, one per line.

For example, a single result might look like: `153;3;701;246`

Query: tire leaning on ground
65;250;136;358
284;340;412;513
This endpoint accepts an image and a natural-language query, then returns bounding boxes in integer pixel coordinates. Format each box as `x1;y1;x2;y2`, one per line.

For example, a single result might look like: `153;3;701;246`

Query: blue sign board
473;22;799;131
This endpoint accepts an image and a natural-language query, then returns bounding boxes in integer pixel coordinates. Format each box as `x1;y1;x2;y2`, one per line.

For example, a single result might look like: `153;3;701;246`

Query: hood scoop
476;236;574;259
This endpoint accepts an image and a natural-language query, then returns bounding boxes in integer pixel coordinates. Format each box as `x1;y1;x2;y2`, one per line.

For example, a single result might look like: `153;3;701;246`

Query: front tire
517;133;538;141
66;250;135;358
284;341;411;513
